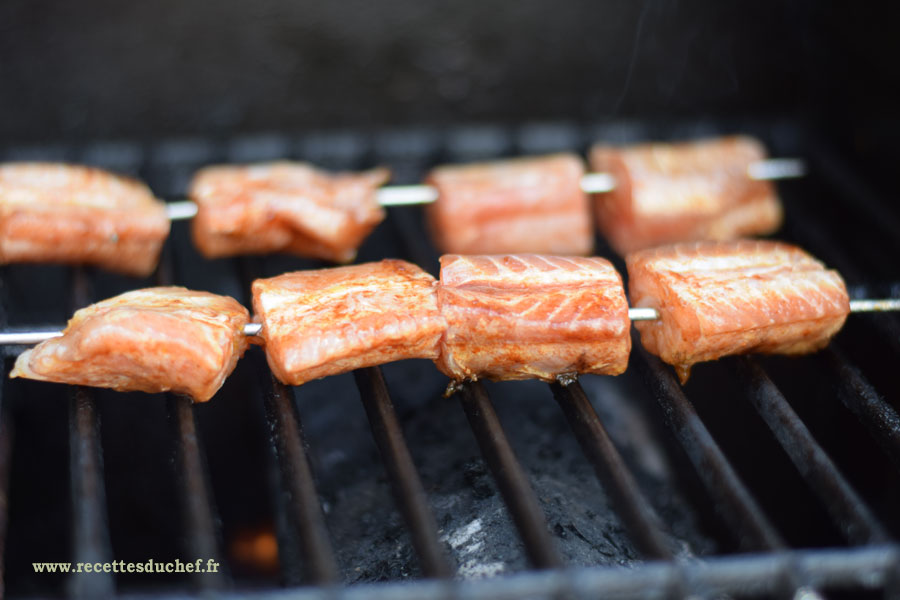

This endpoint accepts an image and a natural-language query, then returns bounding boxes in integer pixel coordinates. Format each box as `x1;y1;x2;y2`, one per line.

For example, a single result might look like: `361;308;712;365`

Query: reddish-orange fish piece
590;136;782;255
425;154;593;256
252;259;446;386
435;254;631;381
0;163;170;276
627;240;850;382
190;162;390;263
10;287;250;402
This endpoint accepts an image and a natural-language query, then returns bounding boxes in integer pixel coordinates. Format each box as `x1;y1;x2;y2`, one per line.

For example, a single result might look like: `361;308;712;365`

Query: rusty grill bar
0;122;899;599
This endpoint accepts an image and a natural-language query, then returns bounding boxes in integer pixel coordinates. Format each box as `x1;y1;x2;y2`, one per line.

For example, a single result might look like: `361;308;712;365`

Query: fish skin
436;254;630;382
190;162;389;262
627;240;850;382
590;136;782;255
253;259;446;386
425;154;593;256
0;163;170;276
10;287;250;402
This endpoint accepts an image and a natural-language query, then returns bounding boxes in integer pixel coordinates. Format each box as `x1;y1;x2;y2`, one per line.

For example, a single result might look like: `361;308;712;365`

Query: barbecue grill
3;2;900;599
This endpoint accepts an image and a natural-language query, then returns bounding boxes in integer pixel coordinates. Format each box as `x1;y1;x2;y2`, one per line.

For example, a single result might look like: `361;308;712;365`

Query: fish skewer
5;244;894;402
0;294;894;346
161;157;806;219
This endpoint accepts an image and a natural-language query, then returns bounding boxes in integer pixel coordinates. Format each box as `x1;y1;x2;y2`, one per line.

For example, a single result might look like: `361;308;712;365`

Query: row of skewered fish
11;241;850;402
0;136;783;275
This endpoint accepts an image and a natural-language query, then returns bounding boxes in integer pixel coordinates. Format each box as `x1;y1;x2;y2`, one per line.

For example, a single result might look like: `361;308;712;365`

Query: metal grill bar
458;381;563;569
68;387;115;599
67;267;114;599
234;257;339;586
0;400;12;600
826;347;900;470
353;367;453;579
263;375;339;585
157;244;227;590
166;395;227;589
549;380;673;560
735;357;890;545
634;347;786;552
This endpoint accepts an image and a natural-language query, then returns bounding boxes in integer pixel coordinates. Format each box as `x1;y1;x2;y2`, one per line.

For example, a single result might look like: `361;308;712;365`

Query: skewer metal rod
0;330;64;344
2;296;895;346
849;298;900;313
628;307;659;321
163;158;806;219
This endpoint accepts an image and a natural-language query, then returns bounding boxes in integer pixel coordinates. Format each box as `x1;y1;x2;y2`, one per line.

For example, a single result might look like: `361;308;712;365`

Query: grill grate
1;120;900;599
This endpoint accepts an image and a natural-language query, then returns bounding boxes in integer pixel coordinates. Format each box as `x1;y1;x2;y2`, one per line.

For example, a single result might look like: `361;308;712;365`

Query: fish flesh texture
10;287;250;402
0;163;170;276
190;162;389;262
252;259;446;385
435;254;630;381
627;240;850;382
425;154;593;256
590;136;782;255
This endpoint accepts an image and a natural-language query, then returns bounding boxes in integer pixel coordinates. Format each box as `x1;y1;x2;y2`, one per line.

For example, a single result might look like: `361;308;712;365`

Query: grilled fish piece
252;259;446;386
0;163;170;276
190;162;390;263
10;287;250;402
627;240;850;382
435;254;631;381
425;154;593;256
590;136;782;255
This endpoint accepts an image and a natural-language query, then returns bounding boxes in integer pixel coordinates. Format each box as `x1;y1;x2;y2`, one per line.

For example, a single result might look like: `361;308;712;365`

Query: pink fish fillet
627;240;850;382
252;259;446;386
190;162;390;263
425;154;593;256
0;163;170;276
435;254;631;381
10;287;250;402
590;136;782;255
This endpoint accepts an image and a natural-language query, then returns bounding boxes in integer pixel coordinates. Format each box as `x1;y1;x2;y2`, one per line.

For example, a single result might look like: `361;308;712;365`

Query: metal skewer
2;295;894;347
163;158;807;220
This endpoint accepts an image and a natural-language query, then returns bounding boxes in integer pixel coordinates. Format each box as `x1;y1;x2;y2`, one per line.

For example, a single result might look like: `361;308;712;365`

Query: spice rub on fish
425;154;593;256
190;162;390;263
627;240;850;382
590;136;782;255
435;254;631;382
10;287;250;402
0;163;170;276
252;259;446;386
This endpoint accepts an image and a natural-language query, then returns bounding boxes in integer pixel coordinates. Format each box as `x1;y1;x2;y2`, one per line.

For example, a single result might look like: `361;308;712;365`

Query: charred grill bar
0;123;899;599
262;375;339;585
353;367;453;579
458;381;563;570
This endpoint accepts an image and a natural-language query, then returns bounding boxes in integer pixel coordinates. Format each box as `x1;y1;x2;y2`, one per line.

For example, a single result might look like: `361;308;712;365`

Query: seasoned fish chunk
190;162;389;263
10;287;250;402
0;163;170;276
590;137;782;255
425;154;593;256
627;240;850;382
253;260;446;386
435;254;631;381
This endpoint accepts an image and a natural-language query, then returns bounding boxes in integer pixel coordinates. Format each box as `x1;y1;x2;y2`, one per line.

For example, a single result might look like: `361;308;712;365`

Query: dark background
0;1;896;140
0;1;898;197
